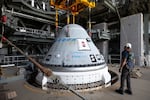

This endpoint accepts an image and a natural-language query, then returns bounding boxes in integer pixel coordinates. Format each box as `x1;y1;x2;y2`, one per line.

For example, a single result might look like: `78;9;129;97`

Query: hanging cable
55;8;58;37
72;14;75;24
88;7;92;37
67;0;70;24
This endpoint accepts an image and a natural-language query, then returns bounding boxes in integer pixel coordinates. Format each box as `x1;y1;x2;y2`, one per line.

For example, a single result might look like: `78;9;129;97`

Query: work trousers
120;66;131;91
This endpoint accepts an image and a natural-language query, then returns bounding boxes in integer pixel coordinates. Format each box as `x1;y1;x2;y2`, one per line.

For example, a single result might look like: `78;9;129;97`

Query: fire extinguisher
1;15;7;23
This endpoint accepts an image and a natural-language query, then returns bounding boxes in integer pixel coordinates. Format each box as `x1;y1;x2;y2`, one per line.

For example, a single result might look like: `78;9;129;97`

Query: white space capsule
38;24;111;89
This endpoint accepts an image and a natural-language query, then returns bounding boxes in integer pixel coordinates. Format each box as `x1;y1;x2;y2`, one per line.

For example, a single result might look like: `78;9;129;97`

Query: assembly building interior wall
120;13;144;66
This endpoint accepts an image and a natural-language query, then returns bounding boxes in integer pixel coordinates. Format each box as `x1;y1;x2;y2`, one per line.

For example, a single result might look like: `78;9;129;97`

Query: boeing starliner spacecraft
36;24;111;90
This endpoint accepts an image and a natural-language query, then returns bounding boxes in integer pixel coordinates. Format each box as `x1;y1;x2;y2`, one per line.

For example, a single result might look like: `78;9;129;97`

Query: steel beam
5;10;55;24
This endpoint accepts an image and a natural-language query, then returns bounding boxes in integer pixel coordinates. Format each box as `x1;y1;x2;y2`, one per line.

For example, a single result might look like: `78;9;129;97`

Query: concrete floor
2;65;150;100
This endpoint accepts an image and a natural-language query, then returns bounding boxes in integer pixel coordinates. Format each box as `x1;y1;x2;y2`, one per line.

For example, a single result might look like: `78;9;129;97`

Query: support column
144;14;150;66
144;14;149;55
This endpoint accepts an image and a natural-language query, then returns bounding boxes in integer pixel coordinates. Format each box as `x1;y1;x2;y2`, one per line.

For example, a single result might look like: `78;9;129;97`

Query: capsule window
96;54;101;60
46;59;49;61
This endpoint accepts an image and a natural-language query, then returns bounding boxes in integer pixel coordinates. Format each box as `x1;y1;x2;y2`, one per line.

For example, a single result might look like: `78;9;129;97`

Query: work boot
115;89;124;95
125;89;132;95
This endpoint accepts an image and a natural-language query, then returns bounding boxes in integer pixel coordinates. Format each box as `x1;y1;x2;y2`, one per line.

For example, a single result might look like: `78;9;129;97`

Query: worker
116;43;135;95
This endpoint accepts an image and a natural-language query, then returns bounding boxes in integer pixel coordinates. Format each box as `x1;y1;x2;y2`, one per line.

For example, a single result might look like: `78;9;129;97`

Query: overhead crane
50;0;95;14
50;0;95;36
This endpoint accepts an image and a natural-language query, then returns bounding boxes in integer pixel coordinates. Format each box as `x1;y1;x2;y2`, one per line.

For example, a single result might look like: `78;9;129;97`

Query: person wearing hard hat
116;43;135;95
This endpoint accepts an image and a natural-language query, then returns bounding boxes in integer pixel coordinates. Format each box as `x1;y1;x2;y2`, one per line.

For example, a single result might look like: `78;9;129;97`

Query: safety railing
2;55;45;66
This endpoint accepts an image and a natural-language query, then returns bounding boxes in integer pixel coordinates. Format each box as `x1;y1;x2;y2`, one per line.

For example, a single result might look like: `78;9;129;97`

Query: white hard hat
126;43;132;48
